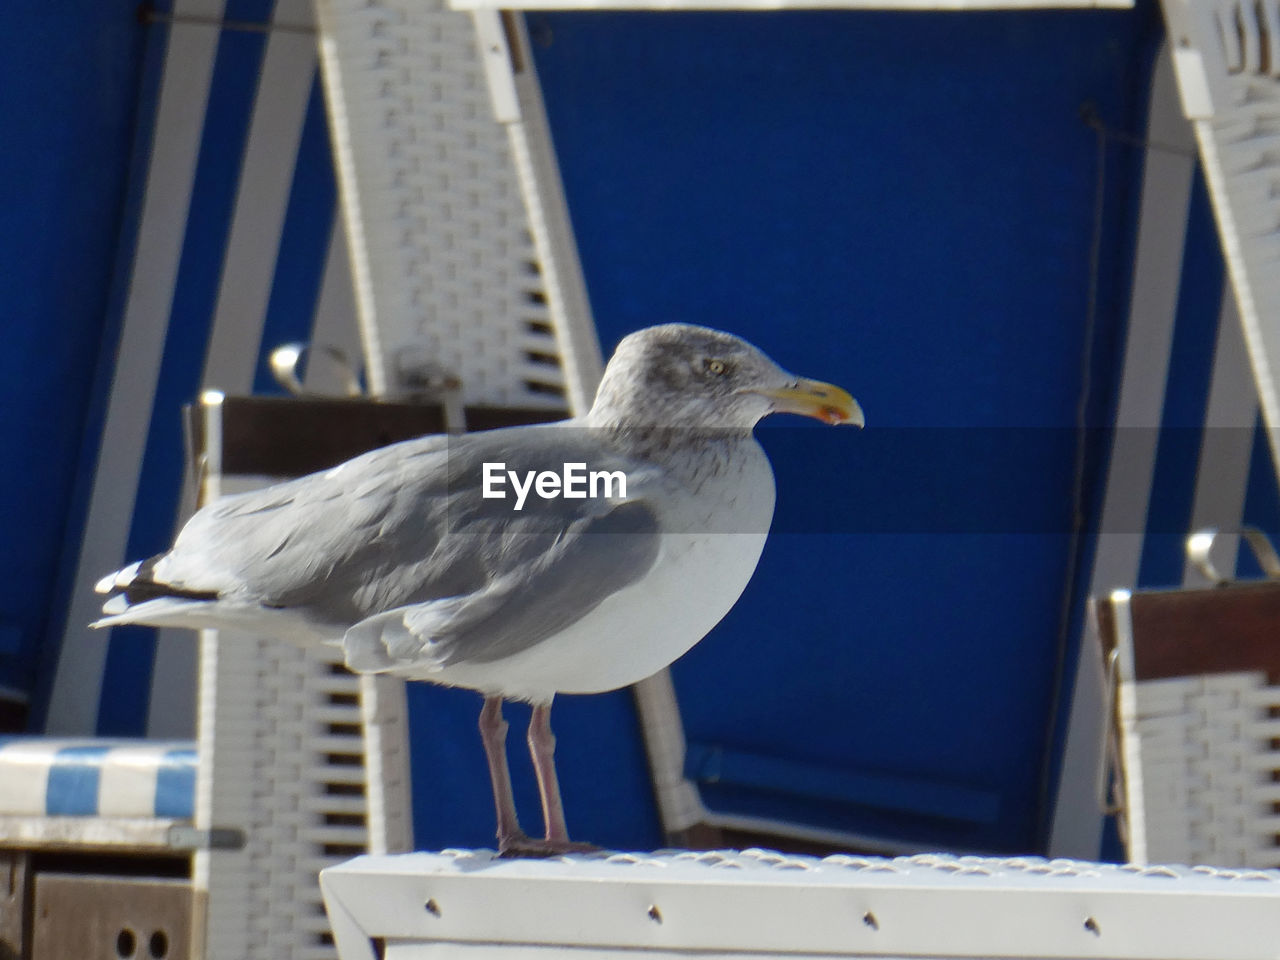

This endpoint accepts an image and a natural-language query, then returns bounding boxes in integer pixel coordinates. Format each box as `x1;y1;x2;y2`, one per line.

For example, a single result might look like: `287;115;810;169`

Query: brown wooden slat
220;397;446;477
185;397;569;479
463;405;568;432
1098;582;1280;684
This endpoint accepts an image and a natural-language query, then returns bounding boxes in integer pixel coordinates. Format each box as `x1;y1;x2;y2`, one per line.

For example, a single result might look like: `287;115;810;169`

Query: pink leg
528;701;570;844
478;696;527;851
524;703;596;854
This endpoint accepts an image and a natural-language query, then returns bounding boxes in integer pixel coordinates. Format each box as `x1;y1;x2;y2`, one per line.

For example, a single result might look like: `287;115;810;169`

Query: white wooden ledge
322;847;1280;959
448;0;1131;10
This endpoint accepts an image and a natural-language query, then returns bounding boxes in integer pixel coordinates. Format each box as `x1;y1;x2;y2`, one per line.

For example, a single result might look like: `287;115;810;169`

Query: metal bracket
1186;525;1280;584
166;826;247;851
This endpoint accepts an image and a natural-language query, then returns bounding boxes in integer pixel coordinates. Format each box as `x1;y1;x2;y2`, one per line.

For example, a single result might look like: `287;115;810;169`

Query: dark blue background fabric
0;3;157;702
517;7;1164;852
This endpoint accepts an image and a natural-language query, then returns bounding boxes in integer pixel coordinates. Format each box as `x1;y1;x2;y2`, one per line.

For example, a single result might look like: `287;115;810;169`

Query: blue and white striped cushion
0;738;196;818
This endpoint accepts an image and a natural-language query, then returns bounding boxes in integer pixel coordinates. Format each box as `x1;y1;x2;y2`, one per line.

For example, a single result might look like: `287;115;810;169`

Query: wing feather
140;424;664;636
343;499;661;673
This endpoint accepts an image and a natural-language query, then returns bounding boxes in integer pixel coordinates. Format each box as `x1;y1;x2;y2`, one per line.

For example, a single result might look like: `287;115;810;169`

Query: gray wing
152;433;458;617
149;423;664;637
343;498;661;672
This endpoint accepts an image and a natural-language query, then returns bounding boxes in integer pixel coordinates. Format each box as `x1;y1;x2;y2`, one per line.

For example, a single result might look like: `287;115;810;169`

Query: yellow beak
756;378;864;427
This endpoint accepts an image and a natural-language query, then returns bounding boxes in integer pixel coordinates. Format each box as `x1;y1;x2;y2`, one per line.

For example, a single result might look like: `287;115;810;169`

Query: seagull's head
589;324;864;431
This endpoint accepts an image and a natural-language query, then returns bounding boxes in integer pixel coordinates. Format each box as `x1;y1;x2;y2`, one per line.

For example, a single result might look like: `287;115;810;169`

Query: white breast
425;440;777;702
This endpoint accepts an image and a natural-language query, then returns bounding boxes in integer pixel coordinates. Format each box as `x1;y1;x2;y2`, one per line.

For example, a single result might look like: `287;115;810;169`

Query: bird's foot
496;834;600;859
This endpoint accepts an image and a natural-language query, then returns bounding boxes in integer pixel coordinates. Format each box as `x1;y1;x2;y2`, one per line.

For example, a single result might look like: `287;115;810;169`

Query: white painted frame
451;0;1130;11
321;849;1280;960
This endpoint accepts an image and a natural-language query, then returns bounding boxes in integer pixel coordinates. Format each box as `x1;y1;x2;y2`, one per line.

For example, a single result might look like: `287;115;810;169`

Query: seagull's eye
703;358;730;377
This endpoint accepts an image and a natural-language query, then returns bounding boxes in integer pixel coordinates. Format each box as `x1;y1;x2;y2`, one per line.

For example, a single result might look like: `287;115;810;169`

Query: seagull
94;324;862;855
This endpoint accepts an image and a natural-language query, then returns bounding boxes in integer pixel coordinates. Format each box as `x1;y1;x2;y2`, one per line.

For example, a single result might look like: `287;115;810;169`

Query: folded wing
94;425;664;647
344;499;661;673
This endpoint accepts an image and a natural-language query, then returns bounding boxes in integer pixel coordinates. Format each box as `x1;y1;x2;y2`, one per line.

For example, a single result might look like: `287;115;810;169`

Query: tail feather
96;553;218;603
91;596;216;631
94;560;143;595
91;594;332;645
93;552;220;630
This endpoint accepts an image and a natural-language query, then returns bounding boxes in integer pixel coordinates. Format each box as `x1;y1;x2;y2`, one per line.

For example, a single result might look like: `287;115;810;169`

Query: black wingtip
123;555;219;605
123;580;219;605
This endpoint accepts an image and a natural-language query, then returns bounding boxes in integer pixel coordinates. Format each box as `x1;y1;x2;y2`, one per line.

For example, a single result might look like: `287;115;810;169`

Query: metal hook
1186;526;1280;584
269;343;364;398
